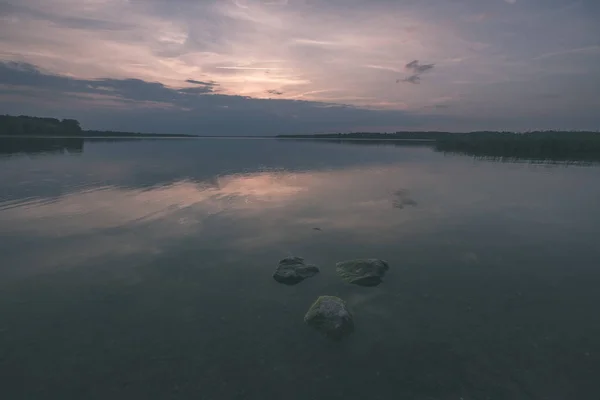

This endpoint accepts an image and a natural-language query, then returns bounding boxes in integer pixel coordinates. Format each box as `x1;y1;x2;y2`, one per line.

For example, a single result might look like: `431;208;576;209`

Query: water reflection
1;139;600;399
278;138;432;148
0;167;419;275
282;138;600;165
391;188;418;209
0;137;84;156
2;158;599;279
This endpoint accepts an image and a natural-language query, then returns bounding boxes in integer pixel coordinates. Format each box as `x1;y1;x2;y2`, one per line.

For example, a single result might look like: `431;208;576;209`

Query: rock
336;259;389;287
304;296;354;341
273;256;319;285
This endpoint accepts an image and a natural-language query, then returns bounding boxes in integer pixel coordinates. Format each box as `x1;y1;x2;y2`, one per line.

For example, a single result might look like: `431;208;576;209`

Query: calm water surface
1;138;599;399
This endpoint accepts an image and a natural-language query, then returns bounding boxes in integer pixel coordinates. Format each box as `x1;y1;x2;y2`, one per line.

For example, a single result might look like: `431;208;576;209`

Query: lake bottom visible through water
0;138;599;399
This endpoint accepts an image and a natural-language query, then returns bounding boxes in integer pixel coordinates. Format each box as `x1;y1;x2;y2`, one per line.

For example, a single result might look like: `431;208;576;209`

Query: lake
1;137;599;399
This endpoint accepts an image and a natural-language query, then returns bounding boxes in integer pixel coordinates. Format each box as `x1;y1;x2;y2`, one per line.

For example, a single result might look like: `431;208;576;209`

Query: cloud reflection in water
2;155;598;279
0;165;427;276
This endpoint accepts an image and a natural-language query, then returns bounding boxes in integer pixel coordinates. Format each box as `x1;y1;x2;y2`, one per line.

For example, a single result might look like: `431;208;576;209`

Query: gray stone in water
336;259;389;287
273;256;319;285
304;296;354;341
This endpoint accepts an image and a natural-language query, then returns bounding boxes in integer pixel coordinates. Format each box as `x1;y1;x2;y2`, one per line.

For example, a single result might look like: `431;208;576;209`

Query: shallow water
1;138;599;399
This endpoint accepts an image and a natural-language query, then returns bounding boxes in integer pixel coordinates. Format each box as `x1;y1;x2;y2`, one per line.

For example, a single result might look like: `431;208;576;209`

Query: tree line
0;115;82;136
0;115;196;137
279;130;600;163
433;131;600;163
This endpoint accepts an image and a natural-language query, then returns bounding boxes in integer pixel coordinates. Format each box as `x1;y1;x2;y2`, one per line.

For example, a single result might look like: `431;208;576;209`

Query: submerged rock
336;259;389;287
304;296;354;341
273;256;319;285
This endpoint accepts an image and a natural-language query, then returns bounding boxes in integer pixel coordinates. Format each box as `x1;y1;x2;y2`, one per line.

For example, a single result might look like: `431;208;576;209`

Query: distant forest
2;114;600;163
0;115;196;137
279;131;600;163
278;130;600;141
433;131;600;163
0;115;82;136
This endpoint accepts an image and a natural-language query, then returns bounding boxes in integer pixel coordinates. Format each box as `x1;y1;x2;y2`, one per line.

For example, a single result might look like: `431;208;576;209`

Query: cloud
266;89;283;95
0;61;453;134
0;0;505;110
401;75;421;84
399;60;435;84
0;2;133;31
405;60;435;74
0;62;218;101
1;0;600;130
186;79;219;87
539;93;561;99
531;45;600;60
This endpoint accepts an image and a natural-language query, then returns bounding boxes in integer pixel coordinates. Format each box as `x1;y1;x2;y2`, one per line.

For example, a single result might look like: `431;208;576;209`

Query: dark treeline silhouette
279;130;600;140
3;114;600;162
0;115;82;136
279;130;600;163
434;131;600;163
0;115;196;137
0;137;84;156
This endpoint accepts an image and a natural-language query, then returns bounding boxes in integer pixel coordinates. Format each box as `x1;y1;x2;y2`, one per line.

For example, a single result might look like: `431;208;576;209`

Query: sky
1;0;599;135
